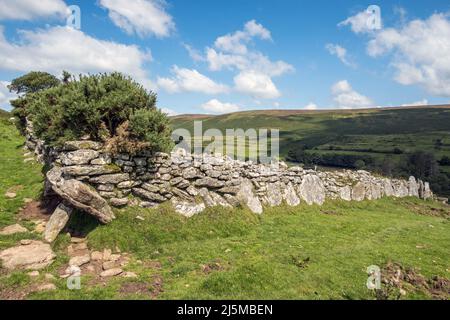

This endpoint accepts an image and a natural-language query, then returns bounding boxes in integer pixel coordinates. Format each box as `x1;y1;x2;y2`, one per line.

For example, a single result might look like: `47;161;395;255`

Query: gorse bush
10;71;173;154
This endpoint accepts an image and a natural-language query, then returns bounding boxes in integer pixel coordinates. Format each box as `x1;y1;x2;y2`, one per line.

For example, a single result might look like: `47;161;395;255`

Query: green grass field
171;106;450;158
0;110;449;300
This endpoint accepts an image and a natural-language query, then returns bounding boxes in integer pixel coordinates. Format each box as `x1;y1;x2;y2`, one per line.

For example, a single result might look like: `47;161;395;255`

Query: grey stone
0;240;55;270
352;182;366;201
60;150;99;166
408;176;419;197
182;167;202;179
46;167;115;224
132;188;167;202
89;173;130;184
110;198;129;207
0;224;28;236
236;179;262;214
44;203;73;243
171;198;206;217
298;175;326;205
194;177;224;188
63;141;102;151
339;186;352;201
63;165;120;177
283;183;300;206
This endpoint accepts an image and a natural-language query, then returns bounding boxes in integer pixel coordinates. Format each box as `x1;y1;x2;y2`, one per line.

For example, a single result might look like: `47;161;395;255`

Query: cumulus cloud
367;13;450;97
304;102;318;110
0;26;153;89
331;80;373;109
182;43;205;62
157;66;229;94
99;0;175;38
0;81;17;111
338;7;382;34
234;71;280;99
181;20;293;100
326;43;355;67
0;0;68;21
201;99;239;114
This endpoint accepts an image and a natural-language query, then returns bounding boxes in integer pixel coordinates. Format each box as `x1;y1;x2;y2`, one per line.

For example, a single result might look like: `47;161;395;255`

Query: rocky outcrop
0;240;55;270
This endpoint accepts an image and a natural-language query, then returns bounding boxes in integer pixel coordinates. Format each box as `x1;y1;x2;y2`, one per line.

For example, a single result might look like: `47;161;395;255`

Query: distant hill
171;105;450;196
0;109;10;119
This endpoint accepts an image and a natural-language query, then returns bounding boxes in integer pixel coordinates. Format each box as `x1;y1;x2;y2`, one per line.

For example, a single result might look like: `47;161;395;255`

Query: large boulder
46;167;115;224
0;241;55;270
383;179;395;197
236;179;263;214
298;174;325;205
44;203;73;243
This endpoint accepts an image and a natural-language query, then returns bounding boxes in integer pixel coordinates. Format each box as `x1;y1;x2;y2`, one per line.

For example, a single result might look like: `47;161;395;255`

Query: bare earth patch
377;262;450;300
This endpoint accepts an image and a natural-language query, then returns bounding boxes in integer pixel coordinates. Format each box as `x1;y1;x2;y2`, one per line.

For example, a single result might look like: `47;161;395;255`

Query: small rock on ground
4;192;17;199
36;283;56;291
0;224;28;236
68;254;91;267
100;268;123;278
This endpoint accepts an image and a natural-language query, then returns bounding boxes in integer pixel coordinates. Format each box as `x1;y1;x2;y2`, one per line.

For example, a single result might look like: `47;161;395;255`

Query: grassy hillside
0;113;449;300
171;106;450;196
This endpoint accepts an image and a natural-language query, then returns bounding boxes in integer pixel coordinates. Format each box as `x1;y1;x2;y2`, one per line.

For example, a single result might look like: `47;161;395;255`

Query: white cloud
234;70;280;99
214;20;271;55
182;20;292;100
331;80;373;109
182;43;205;62
0;26;153;89
0;0;68;21
201;99;239;114
304;102;318;110
367;13;450;97
157;66;229;94
401;99;428;107
160;107;179;116
338;8;382;34
99;0;175;38
0;81;18;111
326;43;355;67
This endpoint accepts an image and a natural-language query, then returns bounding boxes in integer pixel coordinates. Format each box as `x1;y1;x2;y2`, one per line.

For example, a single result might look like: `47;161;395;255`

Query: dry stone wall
24;121;434;241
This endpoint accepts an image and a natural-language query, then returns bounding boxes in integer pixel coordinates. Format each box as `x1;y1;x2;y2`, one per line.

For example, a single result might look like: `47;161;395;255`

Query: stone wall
24;122;434;241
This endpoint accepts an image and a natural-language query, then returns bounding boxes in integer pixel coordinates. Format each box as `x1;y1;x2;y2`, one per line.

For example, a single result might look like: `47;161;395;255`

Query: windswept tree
8;71;61;133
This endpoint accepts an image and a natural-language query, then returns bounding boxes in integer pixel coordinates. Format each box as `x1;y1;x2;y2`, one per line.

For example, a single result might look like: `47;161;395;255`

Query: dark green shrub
12;71;172;154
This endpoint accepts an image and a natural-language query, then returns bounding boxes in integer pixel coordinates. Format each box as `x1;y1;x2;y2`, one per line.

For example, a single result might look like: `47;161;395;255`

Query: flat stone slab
0;224;28;236
0;240;56;270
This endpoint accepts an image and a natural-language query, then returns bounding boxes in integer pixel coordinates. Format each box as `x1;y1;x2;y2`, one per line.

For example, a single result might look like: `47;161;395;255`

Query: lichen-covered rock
283;183;300;206
351;182;366;201
339;186;352;201
298;174;325;205
132;188;166;202
60;149;99;166
44;203;73;243
89;173;130;184
0;240;55;270
383;179;395;197
408;176;419;197
46;167;115;224
171;198;206;217
236;179;263;214
266;182;283;207
63;165;121;177
194;177;225;188
63;141;102;151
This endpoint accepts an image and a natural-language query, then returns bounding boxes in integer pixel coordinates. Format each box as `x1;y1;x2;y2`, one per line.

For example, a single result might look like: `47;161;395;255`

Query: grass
0;110;449;300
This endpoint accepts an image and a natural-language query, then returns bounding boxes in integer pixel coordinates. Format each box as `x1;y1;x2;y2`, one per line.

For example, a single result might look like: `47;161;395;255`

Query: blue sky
0;0;450;114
